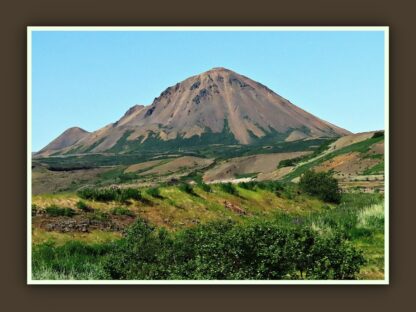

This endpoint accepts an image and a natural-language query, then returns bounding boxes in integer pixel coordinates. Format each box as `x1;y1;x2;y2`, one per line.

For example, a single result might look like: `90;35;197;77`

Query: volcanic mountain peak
39;68;350;155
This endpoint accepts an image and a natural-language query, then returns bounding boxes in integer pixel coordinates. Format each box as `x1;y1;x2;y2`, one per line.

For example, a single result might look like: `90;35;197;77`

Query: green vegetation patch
33;216;367;280
146;187;163;199
218;182;238;195
234;172;258;179
299;170;342;204
362;161;384;175
88;211;111;222
178;183;198;196
45;205;76;217
111;207;134;217
32;188;384;280
197;182;212;193
76;200;93;212
77;187;144;203
109;119;239;154
32;241;112;280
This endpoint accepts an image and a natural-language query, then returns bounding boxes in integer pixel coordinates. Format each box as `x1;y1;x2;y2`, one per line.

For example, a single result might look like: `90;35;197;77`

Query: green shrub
198;182;212;193
178;183;197;196
237;181;257;190
278;156;304;168
88;211;110;222
372;131;384;138
76;200;93;212
102;218;365;280
77;187;144;203
32;204;38;216
299;170;342;203
256;180;285;195
147;187;163;198
218;182;238;195
45;205;76;217
111;207;134;217
117;188;144;203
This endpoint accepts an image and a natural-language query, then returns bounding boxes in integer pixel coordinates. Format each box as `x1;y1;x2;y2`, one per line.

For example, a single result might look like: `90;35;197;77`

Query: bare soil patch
203;152;310;182
314;152;380;177
32;166;111;195
139;156;214;176
124;159;164;173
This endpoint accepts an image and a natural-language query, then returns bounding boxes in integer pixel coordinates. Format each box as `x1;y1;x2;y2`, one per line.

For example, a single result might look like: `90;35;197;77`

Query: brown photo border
1;0;414;311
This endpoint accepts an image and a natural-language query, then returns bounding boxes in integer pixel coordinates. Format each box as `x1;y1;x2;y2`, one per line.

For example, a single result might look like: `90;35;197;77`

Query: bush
103;219;172;279
102;219;365;280
111;207;134;217
117;188;143;203
278;156;305;169
32;204;38;216
237;181;257;191
198;182;212;193
146;187;163;199
45;205;76;217
88;211;110;222
218;182;238;195
76;200;93;212
299;170;342;204
256;180;285;194
372;131;384;138
178;183;197;196
77;187;144;203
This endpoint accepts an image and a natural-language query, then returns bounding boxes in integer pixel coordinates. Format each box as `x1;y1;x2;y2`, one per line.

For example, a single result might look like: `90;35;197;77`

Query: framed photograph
27;26;388;284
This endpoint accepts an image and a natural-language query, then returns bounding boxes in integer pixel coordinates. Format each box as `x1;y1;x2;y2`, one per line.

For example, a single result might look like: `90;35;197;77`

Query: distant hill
38;127;90;156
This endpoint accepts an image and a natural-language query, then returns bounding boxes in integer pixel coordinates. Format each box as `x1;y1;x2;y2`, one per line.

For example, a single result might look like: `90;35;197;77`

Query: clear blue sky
31;30;385;151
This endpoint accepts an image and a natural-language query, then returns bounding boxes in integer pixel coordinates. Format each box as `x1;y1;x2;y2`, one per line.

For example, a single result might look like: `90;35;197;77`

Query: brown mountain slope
37;127;90;156
40;67;351;155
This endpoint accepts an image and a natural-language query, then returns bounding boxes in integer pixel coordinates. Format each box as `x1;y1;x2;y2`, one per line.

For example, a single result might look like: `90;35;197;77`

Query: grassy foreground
32;186;384;280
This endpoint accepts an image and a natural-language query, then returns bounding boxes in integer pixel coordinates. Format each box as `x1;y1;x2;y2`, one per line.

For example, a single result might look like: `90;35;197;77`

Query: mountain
37;127;90;156
37;67;350;156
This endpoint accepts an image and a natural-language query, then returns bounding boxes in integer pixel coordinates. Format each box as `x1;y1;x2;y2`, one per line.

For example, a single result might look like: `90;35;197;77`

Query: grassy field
33;183;326;230
31;180;384;280
31;134;386;281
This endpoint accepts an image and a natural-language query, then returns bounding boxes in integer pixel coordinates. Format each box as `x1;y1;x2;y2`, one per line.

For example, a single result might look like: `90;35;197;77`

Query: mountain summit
38;68;350;155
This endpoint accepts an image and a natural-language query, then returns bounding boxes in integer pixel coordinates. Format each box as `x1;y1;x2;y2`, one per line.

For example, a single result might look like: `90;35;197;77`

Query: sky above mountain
31;30;385;151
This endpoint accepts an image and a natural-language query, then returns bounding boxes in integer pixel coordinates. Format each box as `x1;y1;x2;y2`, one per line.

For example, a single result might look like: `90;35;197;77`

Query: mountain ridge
37;67;351;156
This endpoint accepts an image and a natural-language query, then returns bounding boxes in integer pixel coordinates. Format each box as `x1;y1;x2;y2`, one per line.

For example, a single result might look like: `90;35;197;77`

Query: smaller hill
37;127;90;157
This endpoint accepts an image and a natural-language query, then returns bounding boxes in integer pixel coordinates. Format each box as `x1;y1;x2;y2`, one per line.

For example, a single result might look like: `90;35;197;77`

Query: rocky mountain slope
37;67;350;156
38;127;90;156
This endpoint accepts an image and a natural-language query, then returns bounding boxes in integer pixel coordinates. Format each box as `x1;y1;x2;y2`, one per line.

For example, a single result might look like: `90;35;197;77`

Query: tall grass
357;204;384;229
32;241;112;280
